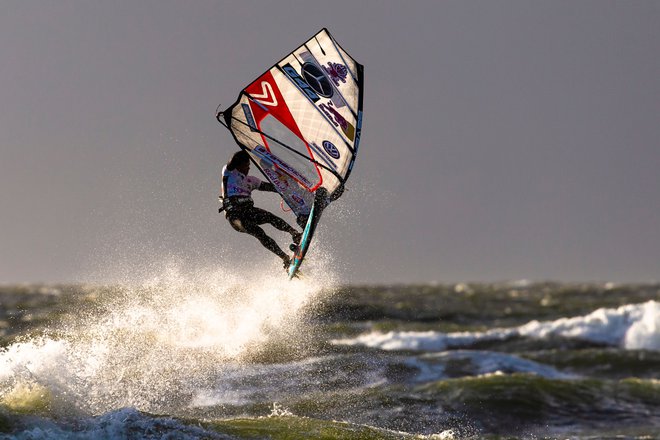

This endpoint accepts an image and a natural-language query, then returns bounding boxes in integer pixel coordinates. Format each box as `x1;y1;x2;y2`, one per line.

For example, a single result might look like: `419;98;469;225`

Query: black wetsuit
225;194;294;260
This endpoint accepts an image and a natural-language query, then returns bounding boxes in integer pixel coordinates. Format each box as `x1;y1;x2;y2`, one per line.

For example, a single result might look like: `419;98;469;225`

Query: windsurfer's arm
222;176;229;199
219;176;230;213
258;182;277;193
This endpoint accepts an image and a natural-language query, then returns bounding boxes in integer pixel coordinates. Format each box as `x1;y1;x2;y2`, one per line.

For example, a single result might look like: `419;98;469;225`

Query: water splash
268;402;294;417
0;263;334;416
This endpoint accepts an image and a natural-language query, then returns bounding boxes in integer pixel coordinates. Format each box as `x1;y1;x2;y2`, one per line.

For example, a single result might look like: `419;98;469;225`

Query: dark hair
227;150;250;171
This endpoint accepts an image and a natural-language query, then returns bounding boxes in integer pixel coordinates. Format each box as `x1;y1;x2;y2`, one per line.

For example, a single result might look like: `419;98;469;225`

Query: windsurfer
219;150;302;268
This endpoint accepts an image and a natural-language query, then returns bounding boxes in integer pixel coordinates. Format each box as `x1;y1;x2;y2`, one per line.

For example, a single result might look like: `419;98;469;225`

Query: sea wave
332;300;660;352
1;281;659;439
0;406;459;440
0;408;229;440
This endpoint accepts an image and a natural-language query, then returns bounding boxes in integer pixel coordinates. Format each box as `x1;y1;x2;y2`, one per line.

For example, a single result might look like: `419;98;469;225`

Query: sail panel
221;28;363;217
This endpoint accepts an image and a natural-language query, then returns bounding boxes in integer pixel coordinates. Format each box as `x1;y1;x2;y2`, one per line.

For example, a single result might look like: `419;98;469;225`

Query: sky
1;0;659;285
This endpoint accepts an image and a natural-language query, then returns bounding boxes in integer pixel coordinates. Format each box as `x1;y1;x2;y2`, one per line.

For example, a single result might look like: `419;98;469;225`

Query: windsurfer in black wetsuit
219;150;302;269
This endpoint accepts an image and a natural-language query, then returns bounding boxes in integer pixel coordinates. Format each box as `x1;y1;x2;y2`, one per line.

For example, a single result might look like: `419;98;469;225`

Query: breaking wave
333;300;660;352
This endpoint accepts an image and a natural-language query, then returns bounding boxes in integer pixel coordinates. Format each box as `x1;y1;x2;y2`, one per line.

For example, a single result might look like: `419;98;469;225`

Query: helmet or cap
227;150;250;170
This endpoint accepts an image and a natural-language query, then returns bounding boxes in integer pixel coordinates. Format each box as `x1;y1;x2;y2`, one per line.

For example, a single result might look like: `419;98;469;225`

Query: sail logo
322;140;340;159
251;81;278;107
322;62;348;86
254;145;313;188
309;142;338;171
319;101;355;141
302;63;334;98
261;167;290;192
282;64;321;102
354;111;363;148
291;194;306;206
241;104;258;131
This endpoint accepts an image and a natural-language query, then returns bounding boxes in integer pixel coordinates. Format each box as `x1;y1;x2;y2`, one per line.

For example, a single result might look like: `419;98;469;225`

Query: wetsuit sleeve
222;176;229;198
220;165;230;199
258;182;277;192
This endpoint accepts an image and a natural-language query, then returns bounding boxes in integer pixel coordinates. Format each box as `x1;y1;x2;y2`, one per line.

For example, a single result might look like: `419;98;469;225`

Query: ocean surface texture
0;274;659;439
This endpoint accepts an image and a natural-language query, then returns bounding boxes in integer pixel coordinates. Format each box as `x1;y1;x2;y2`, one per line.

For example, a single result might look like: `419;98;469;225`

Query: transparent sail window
258;114;320;189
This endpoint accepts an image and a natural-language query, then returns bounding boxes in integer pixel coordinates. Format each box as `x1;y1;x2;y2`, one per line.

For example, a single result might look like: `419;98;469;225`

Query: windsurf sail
217;28;364;221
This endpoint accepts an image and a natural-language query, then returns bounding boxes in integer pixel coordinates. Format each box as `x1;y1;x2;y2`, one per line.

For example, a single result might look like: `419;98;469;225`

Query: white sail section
219;28;364;218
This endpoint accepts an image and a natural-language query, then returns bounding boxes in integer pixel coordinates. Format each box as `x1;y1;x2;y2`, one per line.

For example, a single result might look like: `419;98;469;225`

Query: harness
218;196;253;214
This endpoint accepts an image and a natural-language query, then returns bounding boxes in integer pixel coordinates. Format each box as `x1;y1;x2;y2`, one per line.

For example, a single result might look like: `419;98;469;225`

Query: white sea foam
623;300;660;350
331;329;505;352
518;301;660;349
333;301;660;352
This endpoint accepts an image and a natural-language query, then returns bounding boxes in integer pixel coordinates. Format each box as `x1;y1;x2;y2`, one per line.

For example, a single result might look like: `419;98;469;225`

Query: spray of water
0;261;336;417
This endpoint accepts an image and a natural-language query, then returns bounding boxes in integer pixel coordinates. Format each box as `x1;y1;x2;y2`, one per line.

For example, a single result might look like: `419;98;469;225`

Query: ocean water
0;269;659;439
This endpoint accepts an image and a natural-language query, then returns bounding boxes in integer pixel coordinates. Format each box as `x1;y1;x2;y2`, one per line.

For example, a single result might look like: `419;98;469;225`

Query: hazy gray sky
1;1;658;284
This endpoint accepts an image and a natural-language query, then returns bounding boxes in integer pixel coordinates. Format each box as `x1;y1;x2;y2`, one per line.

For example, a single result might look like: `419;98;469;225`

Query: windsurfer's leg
242;222;289;261
250;207;301;242
228;208;294;264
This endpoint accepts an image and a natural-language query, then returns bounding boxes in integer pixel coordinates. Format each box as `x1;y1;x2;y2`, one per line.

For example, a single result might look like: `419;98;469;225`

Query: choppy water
0;269;658;439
